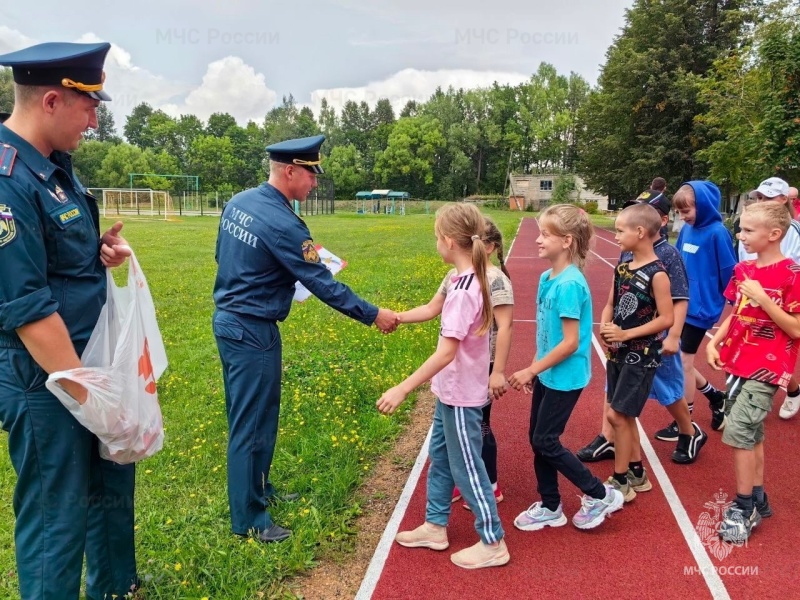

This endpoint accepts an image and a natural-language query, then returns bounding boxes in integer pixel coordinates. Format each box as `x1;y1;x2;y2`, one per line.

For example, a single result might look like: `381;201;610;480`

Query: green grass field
0;210;526;599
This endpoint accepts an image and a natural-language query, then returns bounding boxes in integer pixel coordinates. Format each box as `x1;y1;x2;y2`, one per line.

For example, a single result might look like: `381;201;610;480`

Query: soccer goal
90;188;174;219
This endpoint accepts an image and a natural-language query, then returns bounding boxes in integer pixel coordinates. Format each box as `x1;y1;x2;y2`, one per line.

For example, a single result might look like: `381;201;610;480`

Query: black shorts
607;360;657;418
680;323;708;355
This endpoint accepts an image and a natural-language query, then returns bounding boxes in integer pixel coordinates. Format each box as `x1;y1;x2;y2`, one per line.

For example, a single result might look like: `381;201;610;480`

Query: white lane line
590;249;617;270
589;335;731;600
505;216;524;258
595;231;621;246
357;216;527;599
354;427;433;600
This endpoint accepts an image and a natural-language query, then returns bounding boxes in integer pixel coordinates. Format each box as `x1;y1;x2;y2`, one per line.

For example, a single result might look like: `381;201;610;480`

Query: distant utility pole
501;147;513;198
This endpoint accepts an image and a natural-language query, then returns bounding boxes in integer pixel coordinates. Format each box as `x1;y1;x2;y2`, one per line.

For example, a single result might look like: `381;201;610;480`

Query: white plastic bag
46;251;168;464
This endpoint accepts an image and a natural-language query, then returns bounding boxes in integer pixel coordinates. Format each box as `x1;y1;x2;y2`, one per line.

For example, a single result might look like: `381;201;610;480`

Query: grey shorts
721;377;778;450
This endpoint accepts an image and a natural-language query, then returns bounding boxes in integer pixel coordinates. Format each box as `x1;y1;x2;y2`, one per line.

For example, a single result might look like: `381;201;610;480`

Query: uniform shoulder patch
0;204;17;247
0;144;17;177
302;240;320;262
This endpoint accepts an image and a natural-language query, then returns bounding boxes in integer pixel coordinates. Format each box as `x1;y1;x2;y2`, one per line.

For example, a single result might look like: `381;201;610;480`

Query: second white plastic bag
46;251;168;464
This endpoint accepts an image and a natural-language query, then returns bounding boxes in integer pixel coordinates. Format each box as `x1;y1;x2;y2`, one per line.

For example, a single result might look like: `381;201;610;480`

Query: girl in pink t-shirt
376;203;509;570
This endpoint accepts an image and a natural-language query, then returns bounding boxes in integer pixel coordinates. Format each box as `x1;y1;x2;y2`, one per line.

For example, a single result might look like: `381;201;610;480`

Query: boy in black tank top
600;204;675;502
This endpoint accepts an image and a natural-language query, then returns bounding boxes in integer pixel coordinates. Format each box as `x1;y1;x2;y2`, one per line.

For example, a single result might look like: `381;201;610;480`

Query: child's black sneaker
576;434;615;462
672;423;707;464
708;389;727;430
756;493;772;518
654;420;679;442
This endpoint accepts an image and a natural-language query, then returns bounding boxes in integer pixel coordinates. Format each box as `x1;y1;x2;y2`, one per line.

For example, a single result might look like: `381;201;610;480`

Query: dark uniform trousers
212;309;282;535
0;342;137;600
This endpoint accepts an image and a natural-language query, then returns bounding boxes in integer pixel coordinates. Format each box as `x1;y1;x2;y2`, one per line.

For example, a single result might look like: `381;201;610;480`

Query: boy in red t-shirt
707;202;800;544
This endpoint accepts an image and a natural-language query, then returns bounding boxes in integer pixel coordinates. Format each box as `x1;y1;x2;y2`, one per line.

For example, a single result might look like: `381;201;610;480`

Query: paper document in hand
294;245;347;302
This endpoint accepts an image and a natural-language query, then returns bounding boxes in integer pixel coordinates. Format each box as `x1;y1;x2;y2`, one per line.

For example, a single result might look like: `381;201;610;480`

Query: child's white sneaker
572;486;624;530
513;502;567;531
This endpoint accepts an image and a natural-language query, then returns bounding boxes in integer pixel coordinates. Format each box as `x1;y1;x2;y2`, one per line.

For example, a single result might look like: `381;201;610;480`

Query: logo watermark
155;29;280;46
454;29;579;46
684;565;759;577
684;489;759;577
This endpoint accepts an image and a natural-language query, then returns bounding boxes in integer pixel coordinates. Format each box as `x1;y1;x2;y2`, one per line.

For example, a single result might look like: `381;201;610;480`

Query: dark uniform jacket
213;182;378;325
0;121;105;353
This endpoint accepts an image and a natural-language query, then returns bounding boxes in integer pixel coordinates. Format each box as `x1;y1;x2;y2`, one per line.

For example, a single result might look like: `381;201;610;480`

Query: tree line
0;0;797;203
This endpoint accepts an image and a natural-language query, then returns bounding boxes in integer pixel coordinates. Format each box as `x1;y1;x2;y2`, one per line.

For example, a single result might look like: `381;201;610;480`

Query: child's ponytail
471;234;493;336
435;204;493;335
484;217;511;279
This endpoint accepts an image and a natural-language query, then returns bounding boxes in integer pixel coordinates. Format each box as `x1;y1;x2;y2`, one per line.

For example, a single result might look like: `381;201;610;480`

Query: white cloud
1;28;277;128
1;28;190;127
309;68;528;115
74;32;191;125
159;56;277;124
3;26;526;129
0;26;35;54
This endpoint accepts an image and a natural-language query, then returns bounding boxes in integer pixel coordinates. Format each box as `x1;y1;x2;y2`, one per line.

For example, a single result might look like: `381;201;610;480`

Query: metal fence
95;189;508;219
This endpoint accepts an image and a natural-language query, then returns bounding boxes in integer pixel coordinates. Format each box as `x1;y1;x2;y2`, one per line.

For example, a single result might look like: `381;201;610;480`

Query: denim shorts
607;360;657;417
721;377;778;450
649;352;684;407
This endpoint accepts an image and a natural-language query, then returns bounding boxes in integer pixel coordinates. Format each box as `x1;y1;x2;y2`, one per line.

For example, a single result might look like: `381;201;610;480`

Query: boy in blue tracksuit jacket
664;181;737;434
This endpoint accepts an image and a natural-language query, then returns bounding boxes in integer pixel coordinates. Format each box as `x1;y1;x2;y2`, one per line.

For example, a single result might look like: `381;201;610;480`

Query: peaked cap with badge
266;134;325;174
0;41;112;101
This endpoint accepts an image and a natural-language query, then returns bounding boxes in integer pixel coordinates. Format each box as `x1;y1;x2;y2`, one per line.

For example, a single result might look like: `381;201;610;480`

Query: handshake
374;308;401;334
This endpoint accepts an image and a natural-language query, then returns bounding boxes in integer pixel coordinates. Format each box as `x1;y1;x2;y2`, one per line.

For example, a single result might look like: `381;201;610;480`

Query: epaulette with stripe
0;143;17;177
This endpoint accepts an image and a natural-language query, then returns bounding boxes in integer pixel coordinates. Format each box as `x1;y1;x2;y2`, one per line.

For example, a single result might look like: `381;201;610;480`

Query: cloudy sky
2;0;632;127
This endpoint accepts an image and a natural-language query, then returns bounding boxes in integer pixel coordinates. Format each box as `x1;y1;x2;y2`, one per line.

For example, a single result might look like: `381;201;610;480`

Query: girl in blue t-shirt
509;204;624;531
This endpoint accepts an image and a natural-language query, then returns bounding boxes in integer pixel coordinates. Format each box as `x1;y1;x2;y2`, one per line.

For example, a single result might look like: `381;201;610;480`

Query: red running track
358;217;800;600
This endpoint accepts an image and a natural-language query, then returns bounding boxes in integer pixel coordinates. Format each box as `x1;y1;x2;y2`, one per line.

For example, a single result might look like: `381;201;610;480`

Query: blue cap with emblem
266;134;325;174
623;190;671;217
0;42;112;101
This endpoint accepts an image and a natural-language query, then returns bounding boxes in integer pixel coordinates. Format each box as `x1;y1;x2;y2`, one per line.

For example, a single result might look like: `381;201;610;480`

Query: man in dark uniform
0;42;137;599
213;134;398;543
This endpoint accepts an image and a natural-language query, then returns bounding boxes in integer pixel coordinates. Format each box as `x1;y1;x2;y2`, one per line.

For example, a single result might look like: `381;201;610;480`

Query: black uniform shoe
576;434;615;462
256;524;292;543
672;423;707;464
